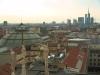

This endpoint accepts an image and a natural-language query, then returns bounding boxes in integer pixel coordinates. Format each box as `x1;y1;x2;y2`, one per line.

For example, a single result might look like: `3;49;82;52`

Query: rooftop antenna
88;8;90;14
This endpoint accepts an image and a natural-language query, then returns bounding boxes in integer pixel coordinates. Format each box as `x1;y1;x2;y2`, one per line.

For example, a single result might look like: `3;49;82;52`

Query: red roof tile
0;63;11;75
80;51;88;73
63;47;80;68
63;47;88;73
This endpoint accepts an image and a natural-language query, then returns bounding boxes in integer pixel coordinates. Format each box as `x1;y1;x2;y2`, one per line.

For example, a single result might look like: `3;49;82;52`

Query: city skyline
0;0;100;23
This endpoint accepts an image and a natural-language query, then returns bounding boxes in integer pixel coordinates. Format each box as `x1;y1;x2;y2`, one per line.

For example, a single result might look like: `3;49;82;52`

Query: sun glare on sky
0;0;100;23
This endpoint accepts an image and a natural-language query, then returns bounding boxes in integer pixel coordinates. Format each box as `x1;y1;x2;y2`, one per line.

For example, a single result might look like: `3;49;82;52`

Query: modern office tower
67;19;71;25
78;17;84;25
87;9;91;24
85;9;91;25
90;17;94;24
85;14;88;25
73;19;77;25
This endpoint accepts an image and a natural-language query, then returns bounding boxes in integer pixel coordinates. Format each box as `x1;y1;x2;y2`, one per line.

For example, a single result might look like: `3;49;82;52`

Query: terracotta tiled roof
0;63;11;75
63;47;79;68
63;47;88;73
80;51;88;73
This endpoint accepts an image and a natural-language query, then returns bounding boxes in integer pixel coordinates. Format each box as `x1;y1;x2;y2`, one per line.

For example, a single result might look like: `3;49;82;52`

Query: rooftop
1;33;41;48
63;47;88;73
0;63;11;75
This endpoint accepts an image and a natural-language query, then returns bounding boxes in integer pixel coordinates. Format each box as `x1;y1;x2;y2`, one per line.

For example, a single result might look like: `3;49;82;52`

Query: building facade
88;44;100;73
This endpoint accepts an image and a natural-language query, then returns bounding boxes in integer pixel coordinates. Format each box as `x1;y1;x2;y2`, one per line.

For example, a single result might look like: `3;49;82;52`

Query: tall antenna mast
88;8;90;14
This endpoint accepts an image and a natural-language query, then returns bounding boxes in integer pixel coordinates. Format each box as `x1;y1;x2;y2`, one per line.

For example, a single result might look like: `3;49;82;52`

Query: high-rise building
67;19;71;25
85;14;88;25
85;9;91;25
87;9;91;24
90;17;94;24
78;17;84;25
73;19;77;25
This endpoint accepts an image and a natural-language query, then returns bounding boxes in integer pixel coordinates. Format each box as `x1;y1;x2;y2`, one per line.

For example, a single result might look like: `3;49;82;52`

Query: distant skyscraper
85;14;88;25
90;17;94;24
87;9;91;24
67;19;71;25
85;9;91;25
78;17;84;25
73;19;77;25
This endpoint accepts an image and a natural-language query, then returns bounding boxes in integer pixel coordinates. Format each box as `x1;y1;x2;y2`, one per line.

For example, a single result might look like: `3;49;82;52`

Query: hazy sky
0;0;100;23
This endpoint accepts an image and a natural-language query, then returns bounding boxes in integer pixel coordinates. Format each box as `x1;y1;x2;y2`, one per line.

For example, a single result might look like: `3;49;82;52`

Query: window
93;63;96;66
98;55;100;57
98;59;100;61
90;54;92;57
94;59;96;61
93;54;96;57
90;59;92;61
98;63;100;66
90;63;92;66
